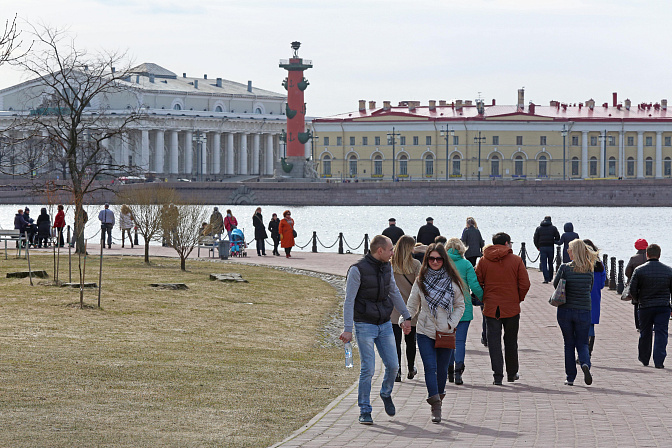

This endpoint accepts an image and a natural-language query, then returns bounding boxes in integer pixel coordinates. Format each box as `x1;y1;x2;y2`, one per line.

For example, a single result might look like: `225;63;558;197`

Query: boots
439;393;445;401
588;336;595;357
427;395;442;423
448;364;454;383
454;362;465;385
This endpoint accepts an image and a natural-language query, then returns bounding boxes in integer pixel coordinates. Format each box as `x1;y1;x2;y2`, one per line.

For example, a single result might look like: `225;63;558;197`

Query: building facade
312;92;672;181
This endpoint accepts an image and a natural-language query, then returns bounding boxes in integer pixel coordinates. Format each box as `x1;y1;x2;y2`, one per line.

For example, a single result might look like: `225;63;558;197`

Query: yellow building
312;91;672;181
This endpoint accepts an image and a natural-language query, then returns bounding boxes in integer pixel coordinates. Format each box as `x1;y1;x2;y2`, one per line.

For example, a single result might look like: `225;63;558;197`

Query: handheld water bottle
344;342;353;368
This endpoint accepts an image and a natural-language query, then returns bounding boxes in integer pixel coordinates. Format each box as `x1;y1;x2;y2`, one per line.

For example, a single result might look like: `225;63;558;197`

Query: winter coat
476;244;531;319
556;222;579;263
253;213;268;240
390;258;422;326
590;262;606;324
268;218;280;238
279;217;295;248
119;211;134;230
448;248;484;322
210;211;224;234
533;218;560;249
416;223;440;245
14;213;28;232
630;259;672;309
553;262;593;311
224;215;238;233
36;211;51;237
625;250;647;281
405;276;465;339
382;225;405;245
461;226;484;259
53;210;66;229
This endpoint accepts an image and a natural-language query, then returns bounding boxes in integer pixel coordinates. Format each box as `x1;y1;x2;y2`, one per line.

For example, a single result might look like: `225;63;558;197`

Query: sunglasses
427;256;444;263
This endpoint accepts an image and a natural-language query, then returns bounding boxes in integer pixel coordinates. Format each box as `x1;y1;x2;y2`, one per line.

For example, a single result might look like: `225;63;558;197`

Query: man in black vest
340;235;412;425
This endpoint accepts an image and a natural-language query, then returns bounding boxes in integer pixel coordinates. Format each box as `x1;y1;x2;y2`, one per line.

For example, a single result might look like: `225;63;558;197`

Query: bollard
609;257;617;290
312;231;317;253
364;233;369;255
520;242;527;267
617;259;625;294
134;227;139;246
338;232;344;255
555;246;562;274
603;254;609;279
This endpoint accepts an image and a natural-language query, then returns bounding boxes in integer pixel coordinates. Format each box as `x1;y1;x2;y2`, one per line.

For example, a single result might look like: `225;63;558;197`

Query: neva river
1;204;670;265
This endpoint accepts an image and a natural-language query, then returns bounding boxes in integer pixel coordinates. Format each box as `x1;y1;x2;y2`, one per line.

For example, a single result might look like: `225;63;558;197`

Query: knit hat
635;239;648;250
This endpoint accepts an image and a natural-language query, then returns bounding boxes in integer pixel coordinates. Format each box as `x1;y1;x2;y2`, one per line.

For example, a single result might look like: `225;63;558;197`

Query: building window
608;136;616;146
349;136;355;146
491;155;500;176
323;136;329;146
255;107;263;114
424;154;434;176
646;157;653;176
400;136;406;146
589;156;598;176
453;136;459;145
173;103;182;110
665;157;671;176
399;155;408;176
540;136;547;146
665;136;672;147
590;136;597;146
426;136;432;145
337;136;342;146
538;155;547;177
215;105;223;112
627;136;634;146
645;136;653;146
492;136;499;145
349;155;358;176
375;136;380;146
608;156;616;176
452;154;461;176
413;136;419;145
516;136;523;146
362;136;368;146
571;135;579;146
373;154;382;175
514;155;524;176
571;157;580;176
322;155;331;176
627;157;635;176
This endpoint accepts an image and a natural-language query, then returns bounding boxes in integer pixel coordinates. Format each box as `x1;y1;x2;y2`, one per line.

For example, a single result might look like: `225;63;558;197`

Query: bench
197;235;218;258
0;229;25;259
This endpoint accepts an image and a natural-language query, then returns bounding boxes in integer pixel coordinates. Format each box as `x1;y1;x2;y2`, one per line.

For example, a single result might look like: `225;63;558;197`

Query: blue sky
1;0;670;116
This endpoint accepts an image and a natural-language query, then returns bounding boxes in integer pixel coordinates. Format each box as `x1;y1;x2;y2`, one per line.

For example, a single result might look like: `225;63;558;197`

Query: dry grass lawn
0;254;357;447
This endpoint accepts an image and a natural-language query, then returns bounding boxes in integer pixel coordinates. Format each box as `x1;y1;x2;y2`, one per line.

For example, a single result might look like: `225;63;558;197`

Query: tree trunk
180;257;186;271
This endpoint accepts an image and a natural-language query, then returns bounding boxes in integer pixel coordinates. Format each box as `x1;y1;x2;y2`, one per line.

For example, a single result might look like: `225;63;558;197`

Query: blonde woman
119;204;134;249
390;235;422;382
553;239;598;386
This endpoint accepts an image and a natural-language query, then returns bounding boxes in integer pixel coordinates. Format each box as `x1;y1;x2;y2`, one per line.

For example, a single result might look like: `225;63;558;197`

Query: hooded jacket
556;222;579;263
448;248;483;322
533;218;560;249
476;244;530;319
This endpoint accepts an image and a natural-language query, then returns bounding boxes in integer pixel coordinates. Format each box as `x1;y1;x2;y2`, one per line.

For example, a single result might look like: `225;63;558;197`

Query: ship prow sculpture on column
277;42;318;181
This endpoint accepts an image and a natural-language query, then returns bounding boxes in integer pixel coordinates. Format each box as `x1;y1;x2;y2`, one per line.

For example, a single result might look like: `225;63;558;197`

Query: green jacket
448;248;484;321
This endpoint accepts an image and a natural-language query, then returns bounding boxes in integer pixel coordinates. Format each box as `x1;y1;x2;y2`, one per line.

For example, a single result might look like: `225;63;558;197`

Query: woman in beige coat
405;243;465;423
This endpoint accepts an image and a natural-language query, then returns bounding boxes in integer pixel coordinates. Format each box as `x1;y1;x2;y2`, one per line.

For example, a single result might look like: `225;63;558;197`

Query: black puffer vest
353;253;393;325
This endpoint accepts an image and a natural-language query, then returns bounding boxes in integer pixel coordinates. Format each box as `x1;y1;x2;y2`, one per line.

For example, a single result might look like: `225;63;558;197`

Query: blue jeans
354;321;399;414
638;306;670;367
557;307;591;381
448;320;471;367
540;246;554;282
417;333;453;398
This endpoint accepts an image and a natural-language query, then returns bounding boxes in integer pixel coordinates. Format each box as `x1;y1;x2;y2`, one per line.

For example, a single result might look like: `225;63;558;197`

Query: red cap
635;239;648;250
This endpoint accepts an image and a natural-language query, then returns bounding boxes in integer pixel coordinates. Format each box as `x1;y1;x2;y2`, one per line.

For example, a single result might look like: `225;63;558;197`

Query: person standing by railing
252;207;268;256
279;210;295;258
268;213;280;256
53;204;65;247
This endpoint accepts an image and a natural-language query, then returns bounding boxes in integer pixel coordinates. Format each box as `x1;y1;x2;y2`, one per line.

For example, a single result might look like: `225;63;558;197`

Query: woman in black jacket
36;208;52;248
460;217;484;267
252;207;268;256
268;213;280;256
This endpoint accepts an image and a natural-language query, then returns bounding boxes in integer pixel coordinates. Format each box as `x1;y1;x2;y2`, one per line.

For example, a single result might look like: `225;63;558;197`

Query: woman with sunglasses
278;210;295;258
405;243;465;423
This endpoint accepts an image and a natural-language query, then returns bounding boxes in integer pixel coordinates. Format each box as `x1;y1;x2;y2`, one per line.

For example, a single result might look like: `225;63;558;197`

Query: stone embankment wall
2;179;671;206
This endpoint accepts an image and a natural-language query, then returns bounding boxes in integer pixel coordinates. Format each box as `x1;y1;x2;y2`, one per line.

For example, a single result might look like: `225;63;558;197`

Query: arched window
608;156;616;176
322;154;331;177
215;105;223;112
173;103;182;110
571;157;579;177
424;154;434;177
348;154;358;176
514;155;524;176
373;154;383;176
452;154;461;176
490;155;500;176
645;156;653;176
627;157;635;177
538;155;547;177
255;107;263;114
589;156;598;176
399;155;408;176
665;157;671;177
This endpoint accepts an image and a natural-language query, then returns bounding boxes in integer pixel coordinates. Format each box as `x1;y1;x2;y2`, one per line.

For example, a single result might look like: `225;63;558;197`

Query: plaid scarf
423;267;454;318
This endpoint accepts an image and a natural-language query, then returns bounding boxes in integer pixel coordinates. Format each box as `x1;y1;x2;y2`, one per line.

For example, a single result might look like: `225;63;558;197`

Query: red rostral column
279;42;312;173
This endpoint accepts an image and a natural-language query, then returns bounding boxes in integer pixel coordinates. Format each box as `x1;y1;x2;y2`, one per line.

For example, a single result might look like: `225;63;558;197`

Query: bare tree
0;14;26;66
115;186;180;264
14;24;145;253
170;204;208;271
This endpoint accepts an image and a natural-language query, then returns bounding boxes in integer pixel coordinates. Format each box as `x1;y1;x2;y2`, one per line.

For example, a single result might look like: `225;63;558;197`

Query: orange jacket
476;245;530;319
278;217;295;248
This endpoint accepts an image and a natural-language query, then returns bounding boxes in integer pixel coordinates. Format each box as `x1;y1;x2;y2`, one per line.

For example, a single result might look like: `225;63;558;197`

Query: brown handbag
435;331;455;349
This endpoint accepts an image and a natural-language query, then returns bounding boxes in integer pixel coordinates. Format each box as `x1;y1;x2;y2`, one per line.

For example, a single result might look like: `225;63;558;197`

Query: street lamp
387;127;400;181
474;131;486;181
440;126;454;180
598;129;607;178
561;124;568;181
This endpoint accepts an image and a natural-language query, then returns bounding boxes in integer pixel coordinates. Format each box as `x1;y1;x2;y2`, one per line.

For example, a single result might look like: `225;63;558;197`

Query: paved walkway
26;244;672;446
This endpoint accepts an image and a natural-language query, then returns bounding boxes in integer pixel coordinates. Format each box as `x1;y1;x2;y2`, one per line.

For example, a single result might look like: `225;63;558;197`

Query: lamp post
474;131;486;181
561;124;568;181
440;125;454;180
387;127;400;181
599;129;607;178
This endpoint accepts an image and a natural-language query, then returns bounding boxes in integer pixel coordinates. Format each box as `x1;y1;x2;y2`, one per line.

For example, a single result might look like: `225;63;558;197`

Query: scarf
423;267;454;318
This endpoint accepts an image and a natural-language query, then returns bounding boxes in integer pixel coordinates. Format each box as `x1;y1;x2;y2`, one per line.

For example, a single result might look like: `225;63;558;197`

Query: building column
184;130;193;176
305;139;311;159
226;133;235;175
121;134;129;169
170;130;179;174
637;131;644;178
212;132;221;175
240;133;248;175
618;131;625;178
656;131;663;178
581;131;588;178
155;130;165;174
200;135;208;177
252;133;260;175
599;132;605;178
140;129;150;171
266;134;274;175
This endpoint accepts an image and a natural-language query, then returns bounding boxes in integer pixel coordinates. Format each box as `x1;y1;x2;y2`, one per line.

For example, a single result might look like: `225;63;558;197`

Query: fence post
363;233;369;255
312;231;317;253
609;257;617;290
67;225;71;247
617;259;625;294
338;232;344;255
555;246;562;274
520;242;527;267
134;227;139;246
603;254;609;279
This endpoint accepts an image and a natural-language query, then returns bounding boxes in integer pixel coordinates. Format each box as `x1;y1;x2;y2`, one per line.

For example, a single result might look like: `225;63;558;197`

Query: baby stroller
229;228;247;257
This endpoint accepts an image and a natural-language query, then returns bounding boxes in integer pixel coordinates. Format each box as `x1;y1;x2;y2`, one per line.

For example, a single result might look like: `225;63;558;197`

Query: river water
2;204;669;265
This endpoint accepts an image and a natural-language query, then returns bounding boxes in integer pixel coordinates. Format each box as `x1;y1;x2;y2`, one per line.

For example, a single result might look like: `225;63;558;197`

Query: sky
1;0;671;117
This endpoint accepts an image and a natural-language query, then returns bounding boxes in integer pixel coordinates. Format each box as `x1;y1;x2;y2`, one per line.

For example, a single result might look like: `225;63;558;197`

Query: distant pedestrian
98;203;115;249
626;239;649;331
556;223;579;263
210;207;224;240
417;217;440;246
23;207;36;247
553;239;598;386
533;216;560;283
461;217;484;267
224;209;238;241
252;207;268;256
279;210;295;258
476;232;530;385
14;208;28;244
584;239;606;359
53;204;65;247
36;208;51;248
630;244;672;369
119;204;134;249
268;213;281;256
382;218;404;245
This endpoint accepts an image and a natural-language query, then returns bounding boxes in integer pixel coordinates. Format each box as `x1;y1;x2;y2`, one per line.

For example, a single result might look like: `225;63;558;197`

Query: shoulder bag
621;282;635;302
430;307;455;349
549;265;566;307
